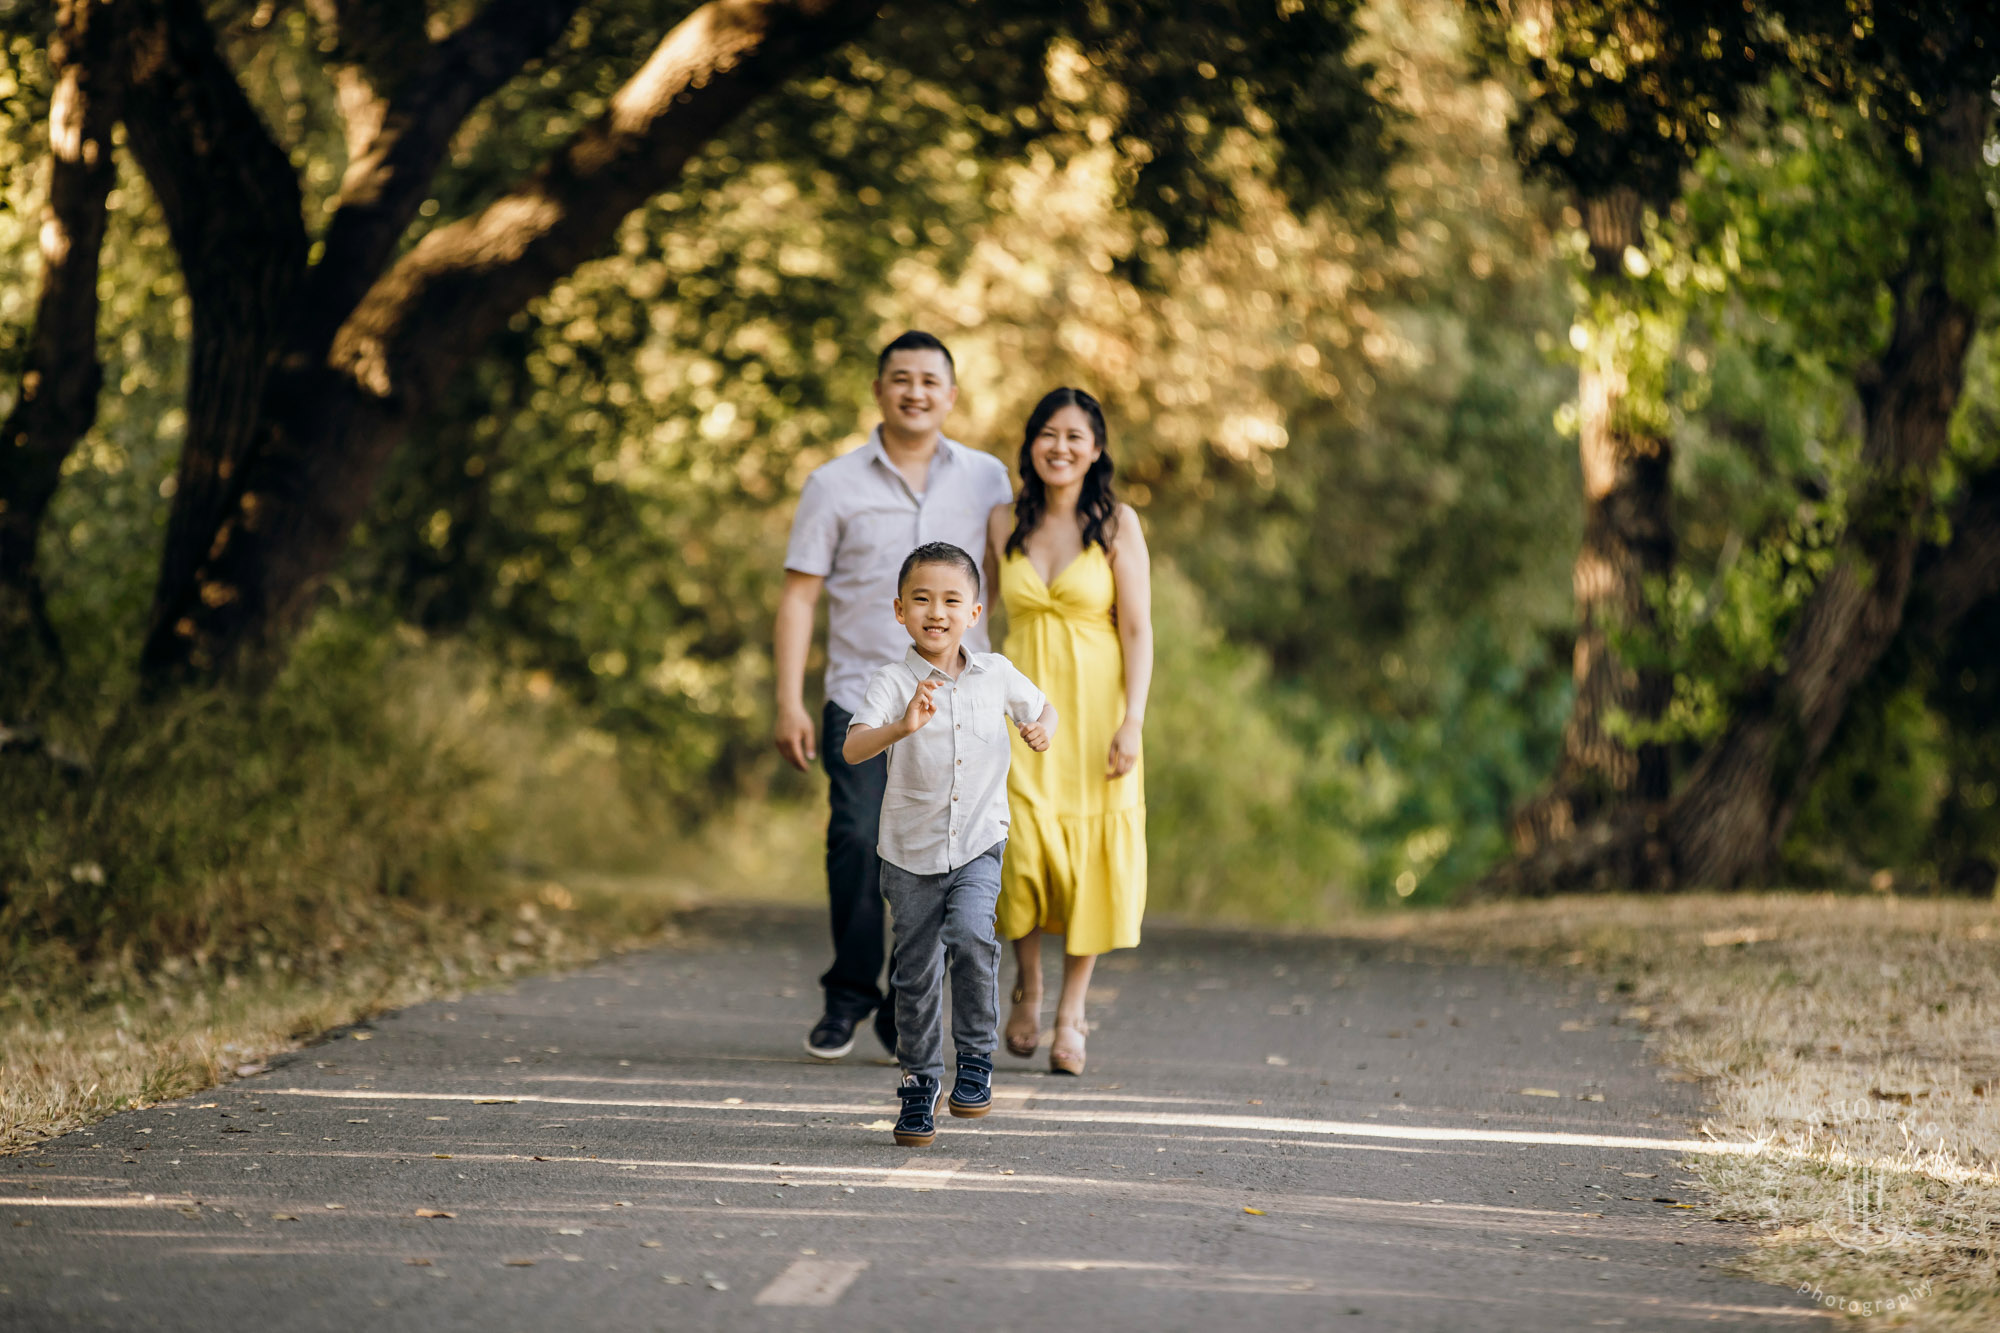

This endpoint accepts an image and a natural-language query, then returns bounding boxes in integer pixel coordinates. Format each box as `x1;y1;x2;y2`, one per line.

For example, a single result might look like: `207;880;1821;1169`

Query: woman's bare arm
1107;504;1153;778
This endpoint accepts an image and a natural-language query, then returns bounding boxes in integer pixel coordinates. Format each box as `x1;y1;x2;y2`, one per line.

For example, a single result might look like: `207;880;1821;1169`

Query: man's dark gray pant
820;701;890;1021
878;840;1005;1083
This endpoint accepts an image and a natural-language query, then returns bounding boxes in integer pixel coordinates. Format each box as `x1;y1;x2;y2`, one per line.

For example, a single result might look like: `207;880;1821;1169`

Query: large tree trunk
120;0;308;677
1481;90;1995;897
130;0;877;688
1661;93;1991;888
1906;457;2000;646
0;0;122;703
1512;186;1674;852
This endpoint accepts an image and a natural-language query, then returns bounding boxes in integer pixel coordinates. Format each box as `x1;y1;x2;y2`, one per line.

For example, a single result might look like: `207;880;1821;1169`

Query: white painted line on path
262;1087;1765;1156
0;1196;196;1208
753;1258;868;1307
885;1156;965;1187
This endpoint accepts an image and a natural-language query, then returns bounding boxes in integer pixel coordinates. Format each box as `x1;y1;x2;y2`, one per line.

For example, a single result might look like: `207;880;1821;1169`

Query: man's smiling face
873;348;957;440
894;560;982;662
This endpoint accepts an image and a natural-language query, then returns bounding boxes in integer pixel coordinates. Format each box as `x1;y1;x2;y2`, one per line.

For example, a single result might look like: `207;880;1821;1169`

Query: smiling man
775;332;1015;1061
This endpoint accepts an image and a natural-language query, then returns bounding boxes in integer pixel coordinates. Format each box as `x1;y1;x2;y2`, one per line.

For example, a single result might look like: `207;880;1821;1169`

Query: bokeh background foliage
1;0;1997;984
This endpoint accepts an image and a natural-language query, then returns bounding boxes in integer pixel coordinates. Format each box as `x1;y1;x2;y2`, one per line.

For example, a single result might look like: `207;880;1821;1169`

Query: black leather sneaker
893;1074;943;1147
805;1012;858;1060
948;1052;992;1118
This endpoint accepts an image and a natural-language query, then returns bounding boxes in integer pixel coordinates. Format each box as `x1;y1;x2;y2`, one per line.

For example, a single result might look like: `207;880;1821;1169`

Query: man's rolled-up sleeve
991;466;1017;516
783;472;839;576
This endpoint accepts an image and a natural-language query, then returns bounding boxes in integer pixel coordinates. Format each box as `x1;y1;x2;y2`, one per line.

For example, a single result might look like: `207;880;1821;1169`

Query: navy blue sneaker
893;1074;942;1147
949;1052;992;1118
805;1012;857;1060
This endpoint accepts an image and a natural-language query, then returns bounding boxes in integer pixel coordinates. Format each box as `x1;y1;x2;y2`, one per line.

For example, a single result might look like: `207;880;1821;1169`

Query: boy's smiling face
895;560;982;665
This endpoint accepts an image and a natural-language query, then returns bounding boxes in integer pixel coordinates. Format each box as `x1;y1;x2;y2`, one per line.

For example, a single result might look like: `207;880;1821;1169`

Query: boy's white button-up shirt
851;646;1048;875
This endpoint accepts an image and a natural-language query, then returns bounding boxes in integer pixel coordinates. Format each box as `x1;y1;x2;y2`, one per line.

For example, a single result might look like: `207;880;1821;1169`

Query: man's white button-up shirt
851;646;1048;875
782;429;1015;714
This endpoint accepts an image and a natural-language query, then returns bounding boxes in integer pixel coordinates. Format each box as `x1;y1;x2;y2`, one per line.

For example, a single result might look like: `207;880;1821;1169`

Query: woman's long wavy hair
1006;387;1117;558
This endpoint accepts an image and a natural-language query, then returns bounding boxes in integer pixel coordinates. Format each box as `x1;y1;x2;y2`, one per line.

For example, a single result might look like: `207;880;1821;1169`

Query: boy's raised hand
1016;716;1051;752
901;678;940;735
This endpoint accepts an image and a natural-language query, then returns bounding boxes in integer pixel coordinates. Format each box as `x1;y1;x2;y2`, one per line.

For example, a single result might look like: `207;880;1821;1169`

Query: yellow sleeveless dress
997;545;1146;955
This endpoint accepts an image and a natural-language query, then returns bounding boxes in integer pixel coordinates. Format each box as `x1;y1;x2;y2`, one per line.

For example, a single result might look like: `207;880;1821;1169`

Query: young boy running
843;542;1057;1146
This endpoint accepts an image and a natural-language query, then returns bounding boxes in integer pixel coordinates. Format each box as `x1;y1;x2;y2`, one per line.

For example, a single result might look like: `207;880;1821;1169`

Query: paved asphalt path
3;906;1820;1331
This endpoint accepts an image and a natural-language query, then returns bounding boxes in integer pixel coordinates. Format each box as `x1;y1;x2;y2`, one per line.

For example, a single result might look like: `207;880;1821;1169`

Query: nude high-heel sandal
1049;1021;1086;1076
1005;984;1041;1058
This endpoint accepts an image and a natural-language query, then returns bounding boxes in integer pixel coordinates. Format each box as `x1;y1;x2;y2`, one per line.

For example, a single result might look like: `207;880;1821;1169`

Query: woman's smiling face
1029;404;1101;489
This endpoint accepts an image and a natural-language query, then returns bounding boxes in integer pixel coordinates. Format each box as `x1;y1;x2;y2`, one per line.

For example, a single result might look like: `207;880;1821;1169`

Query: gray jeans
878;840;1005;1082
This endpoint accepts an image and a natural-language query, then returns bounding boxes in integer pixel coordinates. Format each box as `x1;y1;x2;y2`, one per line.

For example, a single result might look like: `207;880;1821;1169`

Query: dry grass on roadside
0;795;823;1158
0;889;679;1157
1354;893;2000;1328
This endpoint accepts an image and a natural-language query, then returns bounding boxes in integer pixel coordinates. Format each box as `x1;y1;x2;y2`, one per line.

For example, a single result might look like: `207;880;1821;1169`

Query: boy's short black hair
898;542;980;596
877;330;955;382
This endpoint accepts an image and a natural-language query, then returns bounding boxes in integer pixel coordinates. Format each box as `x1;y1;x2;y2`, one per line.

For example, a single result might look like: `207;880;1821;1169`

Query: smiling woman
989;387;1154;1078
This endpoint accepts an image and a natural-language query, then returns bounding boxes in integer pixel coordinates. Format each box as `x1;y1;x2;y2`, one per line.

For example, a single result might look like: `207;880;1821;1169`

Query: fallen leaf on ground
269;1213;299;1221
415;1209;455;1219
323;1203;345;1210
235;1063;268;1077
405;1258;433;1267
433;1154;453;1160
557;1228;583;1236
641;1241;663;1249
1576;1093;1605;1102
1518;1088;1561;1098
1243;1207;1266;1215
1623;1172;1657;1179
351;1033;374;1041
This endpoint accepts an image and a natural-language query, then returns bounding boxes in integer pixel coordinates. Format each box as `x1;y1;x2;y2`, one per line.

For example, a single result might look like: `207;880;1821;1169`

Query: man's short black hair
877;330;955;382
898;542;980;596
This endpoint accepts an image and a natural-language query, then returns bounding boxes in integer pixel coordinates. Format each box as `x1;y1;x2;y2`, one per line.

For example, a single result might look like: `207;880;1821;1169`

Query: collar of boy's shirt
903;644;984;682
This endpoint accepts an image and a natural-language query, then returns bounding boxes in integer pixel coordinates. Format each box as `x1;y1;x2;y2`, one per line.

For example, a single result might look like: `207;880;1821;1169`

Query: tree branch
338;0;878;416
296;0;585;362
305;0;434;163
0;0;123;683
